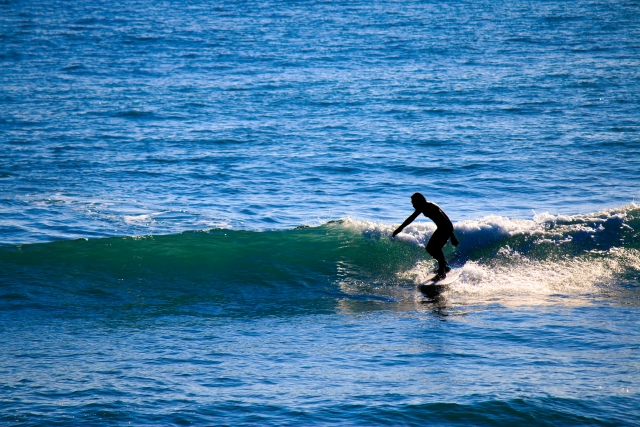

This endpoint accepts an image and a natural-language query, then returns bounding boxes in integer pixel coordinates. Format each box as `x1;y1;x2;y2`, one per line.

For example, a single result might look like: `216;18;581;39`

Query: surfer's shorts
426;228;449;253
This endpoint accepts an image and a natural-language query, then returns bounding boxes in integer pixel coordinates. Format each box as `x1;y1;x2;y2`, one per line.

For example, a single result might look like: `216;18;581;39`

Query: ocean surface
2;0;640;425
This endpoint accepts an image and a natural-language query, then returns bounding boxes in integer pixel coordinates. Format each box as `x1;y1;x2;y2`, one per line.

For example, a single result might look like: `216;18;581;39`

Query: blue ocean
2;0;640;425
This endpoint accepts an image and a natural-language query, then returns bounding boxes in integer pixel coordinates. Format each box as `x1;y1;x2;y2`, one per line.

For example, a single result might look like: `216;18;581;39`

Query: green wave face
2;206;639;318
0;222;425;319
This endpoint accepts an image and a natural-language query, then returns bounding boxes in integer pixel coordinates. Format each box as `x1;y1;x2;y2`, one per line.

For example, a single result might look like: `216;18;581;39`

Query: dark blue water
1;0;640;425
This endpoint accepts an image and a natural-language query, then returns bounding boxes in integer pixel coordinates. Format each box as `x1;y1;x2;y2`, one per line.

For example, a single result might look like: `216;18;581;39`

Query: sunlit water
1;0;640;425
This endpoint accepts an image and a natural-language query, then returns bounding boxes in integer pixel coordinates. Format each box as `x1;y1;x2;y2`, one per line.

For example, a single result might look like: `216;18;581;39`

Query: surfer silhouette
392;193;459;280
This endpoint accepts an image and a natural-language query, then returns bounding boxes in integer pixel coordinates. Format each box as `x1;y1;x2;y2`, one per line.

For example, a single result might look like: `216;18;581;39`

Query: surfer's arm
439;208;459;246
450;231;459;246
392;210;420;237
443;213;459;246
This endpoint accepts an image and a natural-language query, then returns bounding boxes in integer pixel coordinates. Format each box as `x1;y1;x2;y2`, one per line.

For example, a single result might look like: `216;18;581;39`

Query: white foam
342;202;638;250
341;204;640;306
341;213;541;250
402;247;640;306
123;212;167;223
341;217;436;247
454;215;540;251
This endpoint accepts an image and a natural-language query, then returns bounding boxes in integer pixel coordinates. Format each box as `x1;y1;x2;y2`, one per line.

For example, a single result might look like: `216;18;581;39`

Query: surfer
392;193;459;279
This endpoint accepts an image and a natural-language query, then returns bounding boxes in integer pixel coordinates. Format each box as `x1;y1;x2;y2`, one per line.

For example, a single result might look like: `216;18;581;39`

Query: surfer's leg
426;229;449;277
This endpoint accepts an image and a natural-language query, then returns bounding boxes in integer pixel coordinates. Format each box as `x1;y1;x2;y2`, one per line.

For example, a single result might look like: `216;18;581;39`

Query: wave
1;205;639;316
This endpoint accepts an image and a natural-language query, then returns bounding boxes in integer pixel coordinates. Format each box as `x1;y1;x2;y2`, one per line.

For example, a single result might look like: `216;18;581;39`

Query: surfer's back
420;202;453;231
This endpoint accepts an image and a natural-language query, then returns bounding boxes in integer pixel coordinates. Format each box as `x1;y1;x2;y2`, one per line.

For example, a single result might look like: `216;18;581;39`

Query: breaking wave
1;204;639;316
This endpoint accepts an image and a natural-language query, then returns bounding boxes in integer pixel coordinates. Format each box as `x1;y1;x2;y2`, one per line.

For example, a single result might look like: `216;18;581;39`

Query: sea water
1;0;640;425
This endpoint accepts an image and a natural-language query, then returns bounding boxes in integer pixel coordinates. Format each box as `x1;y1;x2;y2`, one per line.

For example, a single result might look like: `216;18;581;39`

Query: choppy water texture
2;0;640;425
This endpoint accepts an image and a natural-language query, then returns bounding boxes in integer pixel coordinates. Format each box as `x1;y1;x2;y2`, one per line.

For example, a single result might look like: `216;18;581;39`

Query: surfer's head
411;192;427;209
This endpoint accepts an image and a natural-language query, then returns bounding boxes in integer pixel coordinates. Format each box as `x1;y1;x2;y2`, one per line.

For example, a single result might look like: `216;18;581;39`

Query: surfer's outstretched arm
392;210;420;237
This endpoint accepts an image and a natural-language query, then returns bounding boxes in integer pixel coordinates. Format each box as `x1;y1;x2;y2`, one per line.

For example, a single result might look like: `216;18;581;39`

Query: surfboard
417;267;461;298
425;267;461;286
